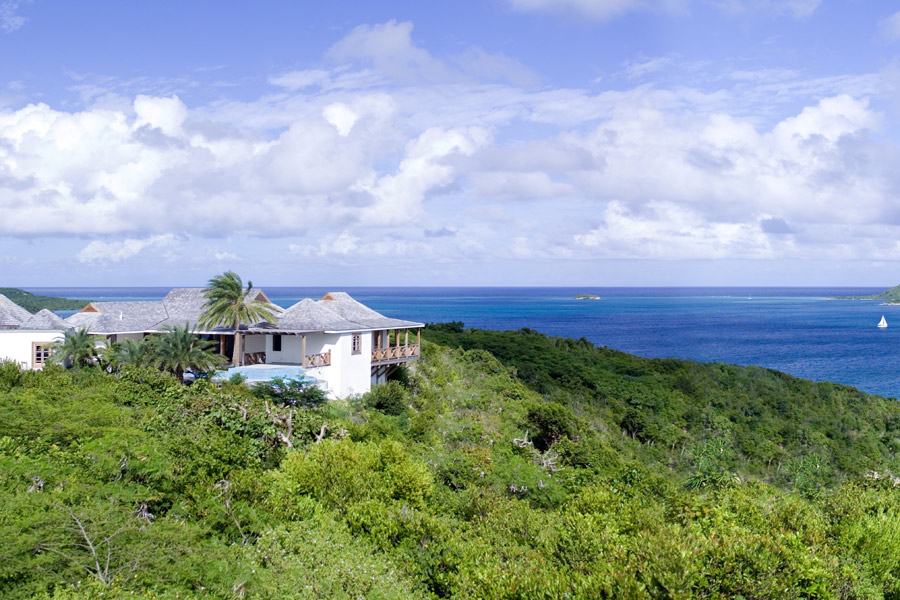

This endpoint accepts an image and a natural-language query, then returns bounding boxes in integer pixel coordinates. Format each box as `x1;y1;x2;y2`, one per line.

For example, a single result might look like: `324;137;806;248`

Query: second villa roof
64;289;423;334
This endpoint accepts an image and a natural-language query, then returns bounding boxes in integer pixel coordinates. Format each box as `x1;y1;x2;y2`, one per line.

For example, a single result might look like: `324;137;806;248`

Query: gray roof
264;298;361;333
316;292;423;330
66;301;168;333
22;309;69;330
157;287;279;330
59;288;419;335
0;294;33;328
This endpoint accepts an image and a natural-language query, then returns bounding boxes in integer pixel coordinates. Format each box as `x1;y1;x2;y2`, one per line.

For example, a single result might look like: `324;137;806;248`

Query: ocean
26;286;900;398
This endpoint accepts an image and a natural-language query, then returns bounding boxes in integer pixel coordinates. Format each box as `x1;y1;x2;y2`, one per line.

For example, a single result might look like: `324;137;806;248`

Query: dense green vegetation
0;288;88;312
830;284;900;302
4;326;900;598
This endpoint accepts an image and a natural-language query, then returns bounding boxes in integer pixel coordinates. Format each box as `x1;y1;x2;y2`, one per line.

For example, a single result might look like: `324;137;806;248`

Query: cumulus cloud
0;17;895;273
133;95;187;137
574;201;776;259
77;234;175;264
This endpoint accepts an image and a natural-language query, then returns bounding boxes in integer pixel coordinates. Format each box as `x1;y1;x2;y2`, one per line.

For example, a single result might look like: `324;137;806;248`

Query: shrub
251;376;327;408
364;380;409;416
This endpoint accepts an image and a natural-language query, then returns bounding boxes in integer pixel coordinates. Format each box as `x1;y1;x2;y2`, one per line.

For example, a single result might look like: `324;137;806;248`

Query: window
272;334;282;352
33;342;52;367
351;333;362;355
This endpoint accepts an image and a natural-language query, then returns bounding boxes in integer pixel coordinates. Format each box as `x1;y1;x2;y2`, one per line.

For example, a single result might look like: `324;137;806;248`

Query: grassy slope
0;287;88;312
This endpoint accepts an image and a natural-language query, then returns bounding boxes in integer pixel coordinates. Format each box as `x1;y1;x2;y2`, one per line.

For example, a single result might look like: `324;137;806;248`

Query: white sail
878;315;888;328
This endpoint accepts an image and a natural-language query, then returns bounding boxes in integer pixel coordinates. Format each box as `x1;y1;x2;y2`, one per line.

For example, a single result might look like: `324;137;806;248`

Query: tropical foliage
4;326;900;598
48;327;100;368
147;324;224;382
199;271;278;367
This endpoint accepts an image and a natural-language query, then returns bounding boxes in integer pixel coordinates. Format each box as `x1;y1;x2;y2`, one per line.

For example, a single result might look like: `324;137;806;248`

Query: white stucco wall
243;334;266;353
0;330;64;369
333;331;372;398
263;332;372;398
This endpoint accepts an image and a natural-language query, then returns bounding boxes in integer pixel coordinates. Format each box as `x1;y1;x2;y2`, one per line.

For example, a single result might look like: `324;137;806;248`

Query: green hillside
3;329;900;598
830;283;900;302
0;287;88;312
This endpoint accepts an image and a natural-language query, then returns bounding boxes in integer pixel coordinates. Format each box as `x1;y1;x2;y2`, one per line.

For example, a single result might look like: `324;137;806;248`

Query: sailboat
878;315;888;328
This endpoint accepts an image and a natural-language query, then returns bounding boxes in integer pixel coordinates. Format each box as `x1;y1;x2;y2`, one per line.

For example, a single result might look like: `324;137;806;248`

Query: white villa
0;289;423;398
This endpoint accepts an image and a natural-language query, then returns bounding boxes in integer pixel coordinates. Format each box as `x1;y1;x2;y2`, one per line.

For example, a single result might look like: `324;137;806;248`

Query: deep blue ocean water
26;286;900;398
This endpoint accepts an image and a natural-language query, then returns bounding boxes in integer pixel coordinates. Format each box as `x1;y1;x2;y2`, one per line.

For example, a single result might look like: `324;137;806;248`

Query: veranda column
302;335;307;367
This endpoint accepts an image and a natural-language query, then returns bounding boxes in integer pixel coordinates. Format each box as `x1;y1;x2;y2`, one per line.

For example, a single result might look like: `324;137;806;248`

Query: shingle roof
0;294;33;328
264;298;361;332
157;287;280;330
65;301;168;333
22;309;69;330
59;289;419;335
316;292;423;330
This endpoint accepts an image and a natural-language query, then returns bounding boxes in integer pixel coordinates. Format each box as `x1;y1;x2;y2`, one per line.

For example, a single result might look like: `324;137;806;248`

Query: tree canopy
3;326;900;598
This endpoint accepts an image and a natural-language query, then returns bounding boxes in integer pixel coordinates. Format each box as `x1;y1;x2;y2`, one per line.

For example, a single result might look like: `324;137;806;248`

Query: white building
0;289;423;398
0;294;68;369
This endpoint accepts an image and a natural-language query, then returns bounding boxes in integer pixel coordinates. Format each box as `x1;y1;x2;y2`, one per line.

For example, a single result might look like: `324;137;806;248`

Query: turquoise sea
27;286;900;399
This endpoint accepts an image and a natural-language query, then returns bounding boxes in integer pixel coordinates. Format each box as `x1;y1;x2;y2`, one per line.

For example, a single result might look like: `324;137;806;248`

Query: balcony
303;350;332;368
371;343;420;364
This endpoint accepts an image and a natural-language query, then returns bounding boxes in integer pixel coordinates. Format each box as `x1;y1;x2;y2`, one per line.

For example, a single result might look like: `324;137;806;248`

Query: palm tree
149;324;223;383
198;271;278;367
116;338;152;368
49;327;100;368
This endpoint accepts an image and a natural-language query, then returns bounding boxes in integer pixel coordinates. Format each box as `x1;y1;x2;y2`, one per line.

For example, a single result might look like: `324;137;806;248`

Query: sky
2;0;900;287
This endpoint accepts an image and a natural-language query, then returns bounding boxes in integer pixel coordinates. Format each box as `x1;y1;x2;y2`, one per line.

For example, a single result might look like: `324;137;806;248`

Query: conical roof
272;298;360;332
0;294;32;328
316;292;423;329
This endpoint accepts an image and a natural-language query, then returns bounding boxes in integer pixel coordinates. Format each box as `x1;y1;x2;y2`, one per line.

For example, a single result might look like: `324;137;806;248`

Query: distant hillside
0;287;88;313
830;284;900;302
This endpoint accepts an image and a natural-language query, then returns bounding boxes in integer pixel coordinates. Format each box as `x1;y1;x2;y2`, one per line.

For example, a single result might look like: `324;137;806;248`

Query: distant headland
0;287;88;312
829;284;900;304
573;293;601;300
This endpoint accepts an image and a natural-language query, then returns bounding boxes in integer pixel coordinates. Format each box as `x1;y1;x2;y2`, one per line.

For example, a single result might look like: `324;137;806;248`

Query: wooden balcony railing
371;344;420;364
243;351;267;365
304;350;331;368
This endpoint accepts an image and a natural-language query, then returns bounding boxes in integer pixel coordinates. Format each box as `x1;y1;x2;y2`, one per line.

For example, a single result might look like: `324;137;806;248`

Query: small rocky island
829;284;900;304
574;294;601;300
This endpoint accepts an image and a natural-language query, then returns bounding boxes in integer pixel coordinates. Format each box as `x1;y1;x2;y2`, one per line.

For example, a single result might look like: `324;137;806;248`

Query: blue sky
2;0;900;286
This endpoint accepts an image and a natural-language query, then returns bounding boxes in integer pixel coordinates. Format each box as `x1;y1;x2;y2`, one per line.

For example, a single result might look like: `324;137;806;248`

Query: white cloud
574;201;776;259
0;1;26;32
357;126;491;225
880;11;900;42
506;0;819;20
268;69;332;90
623;56;673;80
77;234;175;264
712;0;821;19
506;0;651;20
133;95;187;137
323;102;359;136
327;20;449;83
